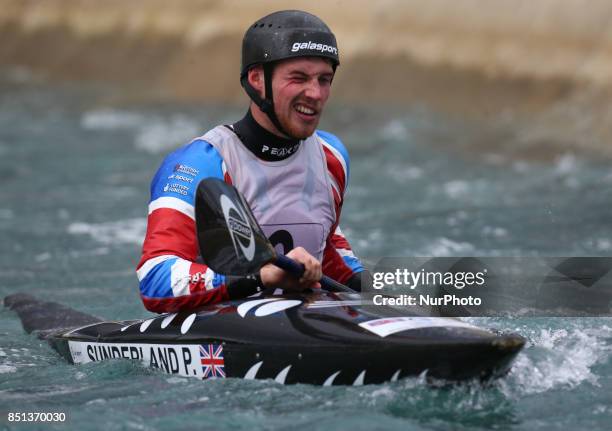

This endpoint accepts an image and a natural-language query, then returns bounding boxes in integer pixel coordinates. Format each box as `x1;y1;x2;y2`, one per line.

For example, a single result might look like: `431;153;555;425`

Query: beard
275;101;321;140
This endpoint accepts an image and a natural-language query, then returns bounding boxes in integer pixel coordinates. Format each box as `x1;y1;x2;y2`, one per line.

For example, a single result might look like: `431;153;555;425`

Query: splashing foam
380;119;411;142
134;116;201;154
504;325;611;395
81;109;202;154
0;364;17;374
423;237;475;256
554;153;580;175
81;109;147;130
68;218;146;245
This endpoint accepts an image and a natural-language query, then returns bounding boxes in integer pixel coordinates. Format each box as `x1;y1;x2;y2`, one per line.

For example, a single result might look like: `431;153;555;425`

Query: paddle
195;177;353;293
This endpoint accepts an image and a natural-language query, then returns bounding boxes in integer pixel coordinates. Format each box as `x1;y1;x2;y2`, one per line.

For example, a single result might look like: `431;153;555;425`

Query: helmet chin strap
240;63;294;139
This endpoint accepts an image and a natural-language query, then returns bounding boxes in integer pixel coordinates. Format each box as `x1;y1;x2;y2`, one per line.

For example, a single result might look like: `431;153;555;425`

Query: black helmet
241;10;339;77
240;10;340;138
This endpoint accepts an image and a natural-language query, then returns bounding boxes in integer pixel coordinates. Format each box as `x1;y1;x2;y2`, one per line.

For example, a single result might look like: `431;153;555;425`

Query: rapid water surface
1;76;611;430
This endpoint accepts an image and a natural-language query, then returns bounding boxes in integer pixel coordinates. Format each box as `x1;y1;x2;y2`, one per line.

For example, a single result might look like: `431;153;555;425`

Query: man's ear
247;66;265;98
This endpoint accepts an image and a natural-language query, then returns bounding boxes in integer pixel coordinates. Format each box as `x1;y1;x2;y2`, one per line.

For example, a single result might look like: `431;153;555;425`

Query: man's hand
259;247;322;291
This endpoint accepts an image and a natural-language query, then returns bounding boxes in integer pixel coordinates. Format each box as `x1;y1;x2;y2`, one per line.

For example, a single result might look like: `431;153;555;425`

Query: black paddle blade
195;178;276;275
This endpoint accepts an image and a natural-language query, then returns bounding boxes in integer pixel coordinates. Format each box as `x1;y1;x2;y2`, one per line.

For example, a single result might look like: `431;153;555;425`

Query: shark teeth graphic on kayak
237;298;302;317
237;298;279;317
323;370;341;386
161;313;177;329
139;319;155;333
180;313;196;334
274;365;292;384
254;300;302;317
244;361;264;379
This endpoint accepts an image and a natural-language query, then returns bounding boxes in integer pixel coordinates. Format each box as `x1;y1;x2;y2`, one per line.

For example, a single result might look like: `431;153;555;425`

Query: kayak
5;291;525;385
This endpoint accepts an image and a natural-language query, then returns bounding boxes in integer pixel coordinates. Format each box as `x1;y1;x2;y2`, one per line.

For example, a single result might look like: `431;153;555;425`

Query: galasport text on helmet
240;10;340;137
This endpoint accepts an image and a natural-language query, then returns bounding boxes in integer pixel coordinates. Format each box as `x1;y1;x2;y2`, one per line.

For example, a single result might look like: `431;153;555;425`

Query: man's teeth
295;105;315;115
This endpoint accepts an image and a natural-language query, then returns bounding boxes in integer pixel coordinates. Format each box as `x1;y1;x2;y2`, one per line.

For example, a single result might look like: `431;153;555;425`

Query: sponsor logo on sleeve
163;183;190;196
168;173;194;183
173;164;199;176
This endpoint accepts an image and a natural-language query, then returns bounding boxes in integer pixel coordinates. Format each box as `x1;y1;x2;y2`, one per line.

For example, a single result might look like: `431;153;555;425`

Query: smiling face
248;57;334;139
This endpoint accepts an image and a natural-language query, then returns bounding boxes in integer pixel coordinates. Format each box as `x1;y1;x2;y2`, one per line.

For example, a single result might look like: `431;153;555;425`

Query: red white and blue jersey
136;128;364;313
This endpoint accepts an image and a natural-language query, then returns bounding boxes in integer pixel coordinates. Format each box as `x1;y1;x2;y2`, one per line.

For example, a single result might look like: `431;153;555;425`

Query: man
136;10;368;313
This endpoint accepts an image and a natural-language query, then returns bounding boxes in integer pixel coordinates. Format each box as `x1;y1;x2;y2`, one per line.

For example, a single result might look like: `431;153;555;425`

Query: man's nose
303;79;322;100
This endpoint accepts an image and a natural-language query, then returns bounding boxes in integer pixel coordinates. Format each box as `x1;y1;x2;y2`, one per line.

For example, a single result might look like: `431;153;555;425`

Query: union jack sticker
200;344;225;379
